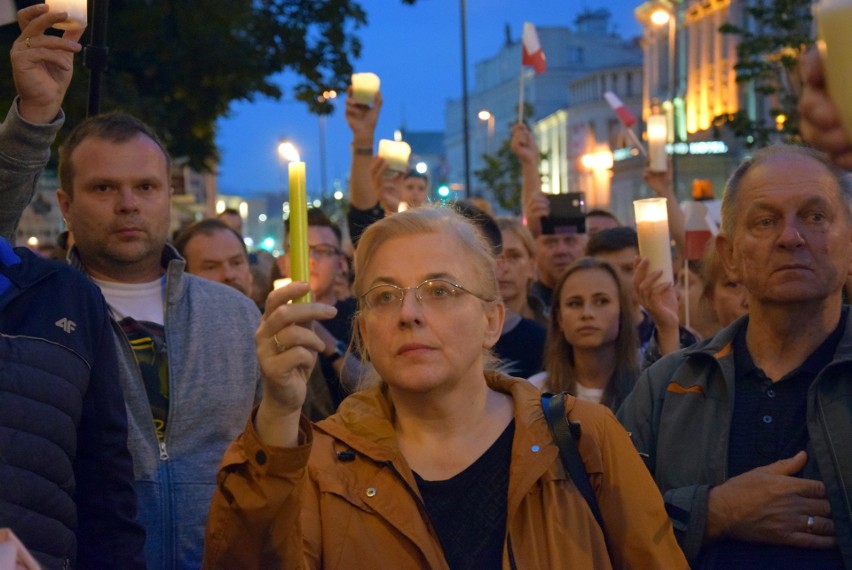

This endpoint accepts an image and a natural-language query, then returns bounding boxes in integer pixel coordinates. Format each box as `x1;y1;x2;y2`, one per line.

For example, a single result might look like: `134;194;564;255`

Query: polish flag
603;92;637;129
683;201;717;261
522;23;546;74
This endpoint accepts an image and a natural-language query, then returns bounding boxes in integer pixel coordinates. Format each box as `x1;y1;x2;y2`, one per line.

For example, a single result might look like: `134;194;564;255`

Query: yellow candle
46;0;87;30
634;197;673;285
288;162;310;303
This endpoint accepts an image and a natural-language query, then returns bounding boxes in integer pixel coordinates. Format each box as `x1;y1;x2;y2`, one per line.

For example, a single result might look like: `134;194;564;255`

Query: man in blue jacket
619;144;852;568
4;6;262;568
0;236;146;568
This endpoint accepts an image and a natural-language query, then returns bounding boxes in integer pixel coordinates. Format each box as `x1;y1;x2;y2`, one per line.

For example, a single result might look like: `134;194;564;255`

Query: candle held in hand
634;197;674;285
351;73;381;106
45;0;87;30
647;114;668;173
288;162;311;303
378;139;412;173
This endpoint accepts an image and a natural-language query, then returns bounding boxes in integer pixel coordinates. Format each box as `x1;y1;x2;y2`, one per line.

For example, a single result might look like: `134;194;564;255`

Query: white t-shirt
92;276;165;325
526;371;605;404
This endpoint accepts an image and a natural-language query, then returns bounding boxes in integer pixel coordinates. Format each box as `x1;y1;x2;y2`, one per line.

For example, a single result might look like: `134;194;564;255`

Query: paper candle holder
633;197;674;285
647;114;668;173
351;72;381;106
378;139;411;173
46;0;87;30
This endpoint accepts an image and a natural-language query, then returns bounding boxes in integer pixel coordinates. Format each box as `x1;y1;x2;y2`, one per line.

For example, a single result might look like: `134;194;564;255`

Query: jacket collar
67;242;188;305
314;372;561;505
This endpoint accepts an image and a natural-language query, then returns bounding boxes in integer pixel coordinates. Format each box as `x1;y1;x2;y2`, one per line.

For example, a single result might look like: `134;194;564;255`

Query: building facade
444;11;642;204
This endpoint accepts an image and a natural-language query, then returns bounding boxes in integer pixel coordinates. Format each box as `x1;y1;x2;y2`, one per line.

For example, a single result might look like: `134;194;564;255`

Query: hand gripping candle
634;197;674;285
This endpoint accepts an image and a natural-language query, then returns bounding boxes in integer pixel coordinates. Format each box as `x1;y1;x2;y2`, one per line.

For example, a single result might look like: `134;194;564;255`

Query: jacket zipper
159;440;169;460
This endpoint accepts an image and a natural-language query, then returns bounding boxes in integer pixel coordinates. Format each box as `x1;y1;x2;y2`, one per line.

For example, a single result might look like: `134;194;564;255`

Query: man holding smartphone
511;124;587;308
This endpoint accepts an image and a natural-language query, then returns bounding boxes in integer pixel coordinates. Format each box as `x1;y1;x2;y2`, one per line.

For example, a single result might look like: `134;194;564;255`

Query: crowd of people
2;4;852;569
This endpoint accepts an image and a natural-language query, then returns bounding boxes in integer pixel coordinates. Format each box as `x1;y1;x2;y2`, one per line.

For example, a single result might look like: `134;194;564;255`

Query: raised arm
203;281;337;567
0;5;83;239
346;88;383;210
511;123;548;237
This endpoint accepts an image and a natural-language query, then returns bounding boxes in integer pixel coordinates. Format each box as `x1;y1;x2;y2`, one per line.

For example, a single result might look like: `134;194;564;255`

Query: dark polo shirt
707;307;849;569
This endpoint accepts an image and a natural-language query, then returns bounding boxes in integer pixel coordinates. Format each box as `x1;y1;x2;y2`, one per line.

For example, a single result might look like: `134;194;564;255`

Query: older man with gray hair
619;144;852;568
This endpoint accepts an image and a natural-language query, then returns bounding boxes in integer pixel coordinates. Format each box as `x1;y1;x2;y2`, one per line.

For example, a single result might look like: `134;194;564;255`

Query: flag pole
626;129;648;157
684;258;690;330
518;66;525;124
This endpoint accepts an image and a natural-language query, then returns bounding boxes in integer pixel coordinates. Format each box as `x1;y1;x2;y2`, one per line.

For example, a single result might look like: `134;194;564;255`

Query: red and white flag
683;201;717;261
522;23;546;74
603;92;637;129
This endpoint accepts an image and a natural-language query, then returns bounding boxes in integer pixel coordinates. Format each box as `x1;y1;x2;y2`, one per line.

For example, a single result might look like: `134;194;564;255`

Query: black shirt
414;421;515;570
707;307;848;569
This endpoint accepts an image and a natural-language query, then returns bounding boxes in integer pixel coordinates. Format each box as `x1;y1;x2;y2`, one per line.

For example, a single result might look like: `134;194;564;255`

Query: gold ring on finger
272;332;286;353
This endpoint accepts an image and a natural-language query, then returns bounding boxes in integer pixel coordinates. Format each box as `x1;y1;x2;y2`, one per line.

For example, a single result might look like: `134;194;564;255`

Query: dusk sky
214;0;644;199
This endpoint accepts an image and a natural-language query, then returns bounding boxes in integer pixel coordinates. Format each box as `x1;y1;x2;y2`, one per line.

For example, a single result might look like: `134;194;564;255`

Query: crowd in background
3;4;852;569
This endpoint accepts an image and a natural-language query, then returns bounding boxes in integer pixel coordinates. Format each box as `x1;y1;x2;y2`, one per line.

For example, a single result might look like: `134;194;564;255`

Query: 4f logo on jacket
55;318;77;334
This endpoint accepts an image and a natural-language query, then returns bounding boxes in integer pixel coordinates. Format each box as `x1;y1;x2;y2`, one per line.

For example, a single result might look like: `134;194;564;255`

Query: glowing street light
478;109;495;154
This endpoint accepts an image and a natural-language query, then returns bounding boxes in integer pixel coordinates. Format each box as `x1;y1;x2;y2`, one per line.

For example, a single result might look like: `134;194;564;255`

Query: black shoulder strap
541;392;607;533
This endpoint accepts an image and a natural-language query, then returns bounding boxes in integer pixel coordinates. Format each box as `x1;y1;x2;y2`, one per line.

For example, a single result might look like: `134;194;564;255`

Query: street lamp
317;90;337;198
478;110;495;154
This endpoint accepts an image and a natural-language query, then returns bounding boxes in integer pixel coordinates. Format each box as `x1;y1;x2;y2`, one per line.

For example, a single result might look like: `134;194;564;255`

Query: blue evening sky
214;0;643;199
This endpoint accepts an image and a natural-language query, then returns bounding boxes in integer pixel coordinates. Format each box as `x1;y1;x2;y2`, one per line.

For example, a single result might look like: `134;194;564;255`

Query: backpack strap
541;392;607;533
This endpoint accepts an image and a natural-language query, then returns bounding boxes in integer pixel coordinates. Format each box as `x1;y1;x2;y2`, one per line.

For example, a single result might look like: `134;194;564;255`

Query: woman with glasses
203;207;687;568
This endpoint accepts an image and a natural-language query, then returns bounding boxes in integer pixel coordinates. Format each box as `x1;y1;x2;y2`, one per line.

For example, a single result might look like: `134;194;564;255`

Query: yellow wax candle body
288;162;311;303
637;219;674;285
46;0;87;30
817;1;852;137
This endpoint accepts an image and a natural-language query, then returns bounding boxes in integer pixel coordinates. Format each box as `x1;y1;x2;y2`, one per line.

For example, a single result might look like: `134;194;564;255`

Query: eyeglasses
308;245;341;259
360;278;494;314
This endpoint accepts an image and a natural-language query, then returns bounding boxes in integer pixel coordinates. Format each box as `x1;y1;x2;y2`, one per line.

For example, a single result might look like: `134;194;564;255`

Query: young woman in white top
534;257;640;410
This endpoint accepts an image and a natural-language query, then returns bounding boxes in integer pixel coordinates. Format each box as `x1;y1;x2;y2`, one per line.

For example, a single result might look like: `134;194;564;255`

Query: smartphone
541;192;586;235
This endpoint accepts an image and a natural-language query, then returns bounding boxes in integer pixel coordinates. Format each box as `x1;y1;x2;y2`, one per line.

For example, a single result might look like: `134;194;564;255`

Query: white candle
647;114;668;173
351;72;381;106
378;139;411;173
46;0;87;30
634;197;674;285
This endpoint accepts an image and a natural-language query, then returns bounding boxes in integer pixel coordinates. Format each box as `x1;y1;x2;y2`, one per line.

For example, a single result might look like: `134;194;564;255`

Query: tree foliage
474;105;543;212
713;0;814;147
0;0;416;170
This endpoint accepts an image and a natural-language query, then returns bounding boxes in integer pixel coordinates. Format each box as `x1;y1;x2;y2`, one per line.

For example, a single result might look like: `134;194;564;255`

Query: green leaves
0;0;401;170
713;0;813;147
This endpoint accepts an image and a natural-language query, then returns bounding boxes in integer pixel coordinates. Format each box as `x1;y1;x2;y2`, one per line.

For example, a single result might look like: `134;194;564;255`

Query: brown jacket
203;372;687;569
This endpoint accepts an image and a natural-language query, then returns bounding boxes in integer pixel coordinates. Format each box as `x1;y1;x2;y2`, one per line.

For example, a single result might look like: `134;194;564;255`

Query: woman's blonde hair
350;206;503;383
543;257;639;410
